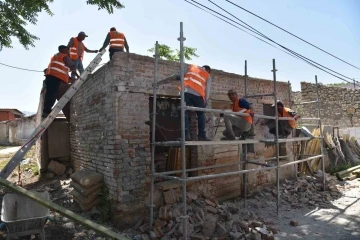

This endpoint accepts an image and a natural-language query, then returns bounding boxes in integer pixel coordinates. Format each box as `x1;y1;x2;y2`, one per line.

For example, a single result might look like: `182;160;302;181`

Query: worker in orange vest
67;32;98;79
99;27;129;60
43;45;79;118
267;100;300;138
220;89;254;140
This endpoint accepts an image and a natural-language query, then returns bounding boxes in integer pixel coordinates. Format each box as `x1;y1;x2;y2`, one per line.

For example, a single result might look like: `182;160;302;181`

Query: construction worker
43;45;79;118
99;27;129;60
220;90;254;140
67;32;98;79
266;100;300;138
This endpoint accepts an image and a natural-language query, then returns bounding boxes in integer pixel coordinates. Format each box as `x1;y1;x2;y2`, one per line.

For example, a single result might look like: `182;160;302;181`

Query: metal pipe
178;22;188;240
154;155;290;176
245;160;273;167
243;144;248;208
299;117;320;120
244;60;248;97
149;41;159;230
152;173;182;181
272;59;280;215
186;165;278;182
315;76;326;191
292;100;318;105
244;93;274;98
280;155;323;168
288;81;297;180
184;106;277;119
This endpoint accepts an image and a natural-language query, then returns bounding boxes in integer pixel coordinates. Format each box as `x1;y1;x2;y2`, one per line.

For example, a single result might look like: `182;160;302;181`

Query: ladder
0;49;106;179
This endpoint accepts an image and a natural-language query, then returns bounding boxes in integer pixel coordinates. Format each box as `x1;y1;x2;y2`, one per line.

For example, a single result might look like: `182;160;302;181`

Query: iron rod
149;41;159;230
280;155;323;168
178;22;188;240
315;76;326;191
299;117;320;120
292;100;318;105
272;59;280;215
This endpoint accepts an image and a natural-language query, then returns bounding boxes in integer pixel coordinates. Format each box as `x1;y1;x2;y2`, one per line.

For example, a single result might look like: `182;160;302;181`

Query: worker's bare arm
84;46;98;53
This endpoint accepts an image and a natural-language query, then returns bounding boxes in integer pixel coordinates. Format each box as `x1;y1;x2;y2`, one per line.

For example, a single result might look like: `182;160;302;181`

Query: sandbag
70;181;103;197
70;169;103;189
70;188;100;205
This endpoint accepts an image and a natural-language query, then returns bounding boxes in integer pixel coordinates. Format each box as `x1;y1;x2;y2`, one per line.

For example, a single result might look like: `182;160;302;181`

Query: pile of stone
136;189;278;240
256;173;340;209
69;169;104;211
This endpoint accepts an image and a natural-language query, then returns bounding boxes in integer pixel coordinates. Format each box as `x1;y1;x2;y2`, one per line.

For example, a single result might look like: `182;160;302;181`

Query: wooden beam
0;178;128;240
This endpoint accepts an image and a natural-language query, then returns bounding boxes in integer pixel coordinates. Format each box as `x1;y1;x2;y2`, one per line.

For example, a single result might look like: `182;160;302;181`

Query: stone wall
293;82;360;127
70;51;293;226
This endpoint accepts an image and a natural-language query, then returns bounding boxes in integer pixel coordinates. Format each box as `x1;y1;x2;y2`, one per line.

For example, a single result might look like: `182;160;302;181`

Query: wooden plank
0;178;127;240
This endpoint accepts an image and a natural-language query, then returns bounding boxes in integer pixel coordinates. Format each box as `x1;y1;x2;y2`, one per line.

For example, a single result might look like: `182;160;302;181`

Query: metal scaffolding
149;22;325;239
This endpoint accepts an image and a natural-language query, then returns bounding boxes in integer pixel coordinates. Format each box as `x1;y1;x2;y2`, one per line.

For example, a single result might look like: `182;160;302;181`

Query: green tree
148;43;199;62
0;0;125;50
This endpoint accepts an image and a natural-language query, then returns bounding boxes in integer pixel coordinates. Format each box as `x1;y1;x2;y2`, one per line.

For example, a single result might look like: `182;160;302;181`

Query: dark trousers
43;75;61;114
109;48;124;60
268;120;293;137
184;93;206;138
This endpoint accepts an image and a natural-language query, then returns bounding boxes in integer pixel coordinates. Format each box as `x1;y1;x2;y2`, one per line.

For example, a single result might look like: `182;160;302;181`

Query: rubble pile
136;189;278;240
69;169;104;211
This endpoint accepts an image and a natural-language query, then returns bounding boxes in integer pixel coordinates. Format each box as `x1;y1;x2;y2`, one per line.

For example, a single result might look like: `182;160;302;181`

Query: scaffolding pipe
152;174;182;181
243;60;248;208
292;100;318;105
272;59;281;215
280;155;323;168
316;76;326;190
149;41;159;230
288;81;297;179
245;93;274;98
178;22;188;240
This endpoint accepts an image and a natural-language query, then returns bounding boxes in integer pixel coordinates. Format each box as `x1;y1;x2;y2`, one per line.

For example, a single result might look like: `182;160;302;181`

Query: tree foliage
0;0;125;50
148;43;199;62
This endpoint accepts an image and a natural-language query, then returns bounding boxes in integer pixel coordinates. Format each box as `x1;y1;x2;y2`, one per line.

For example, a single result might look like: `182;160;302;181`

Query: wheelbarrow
1;191;50;240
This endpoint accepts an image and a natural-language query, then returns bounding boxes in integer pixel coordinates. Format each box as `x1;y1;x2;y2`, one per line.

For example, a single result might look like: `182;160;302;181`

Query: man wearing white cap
67;31;98;79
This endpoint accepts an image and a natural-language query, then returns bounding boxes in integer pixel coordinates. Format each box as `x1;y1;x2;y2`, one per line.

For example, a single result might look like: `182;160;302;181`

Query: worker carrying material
267;100;300;138
99;27;130;60
220;89;254;140
43;45;79;118
67;32;98;79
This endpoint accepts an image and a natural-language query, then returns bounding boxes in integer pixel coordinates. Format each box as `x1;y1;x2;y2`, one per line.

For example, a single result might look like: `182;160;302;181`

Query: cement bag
70;169;103;189
70;181;103;197
73;194;100;211
70;189;100;205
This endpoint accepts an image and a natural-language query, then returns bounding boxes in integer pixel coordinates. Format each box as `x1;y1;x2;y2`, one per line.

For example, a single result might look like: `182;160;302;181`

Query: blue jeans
71;58;84;78
184;93;206;138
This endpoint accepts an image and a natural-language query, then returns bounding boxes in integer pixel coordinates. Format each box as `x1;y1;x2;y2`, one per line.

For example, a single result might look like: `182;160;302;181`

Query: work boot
239;131;250;140
198;136;212;141
221;136;236;141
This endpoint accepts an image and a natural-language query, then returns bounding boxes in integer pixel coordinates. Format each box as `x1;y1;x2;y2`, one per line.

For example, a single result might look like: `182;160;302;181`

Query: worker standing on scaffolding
157;64;212;141
220;89;254;140
267;100;300;138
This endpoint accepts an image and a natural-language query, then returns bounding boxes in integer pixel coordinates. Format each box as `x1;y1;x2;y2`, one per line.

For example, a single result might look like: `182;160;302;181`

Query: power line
0;62;43;72
224;0;360;71
207;0;358;84
185;0;360;86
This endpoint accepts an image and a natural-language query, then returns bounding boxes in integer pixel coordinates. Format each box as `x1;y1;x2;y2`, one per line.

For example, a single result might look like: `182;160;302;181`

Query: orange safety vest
69;37;85;61
45;53;70;83
179;65;210;100
232;98;253;124
279;107;296;128
109;31;125;49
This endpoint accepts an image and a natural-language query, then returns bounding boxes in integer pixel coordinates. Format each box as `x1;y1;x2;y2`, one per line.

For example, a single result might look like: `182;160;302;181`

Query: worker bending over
43;45;79;118
220;90;254;140
267;100;300;138
157;64;212;141
67;32;98;79
99;27;129;60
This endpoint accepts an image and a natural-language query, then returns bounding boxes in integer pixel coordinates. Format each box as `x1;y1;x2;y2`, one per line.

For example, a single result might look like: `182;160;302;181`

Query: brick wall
0;111;15;121
293;82;360;127
71;51;292;226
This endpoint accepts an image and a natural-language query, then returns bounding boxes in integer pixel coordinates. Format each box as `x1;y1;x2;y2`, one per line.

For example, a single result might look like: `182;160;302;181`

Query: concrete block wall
70;51;293;226
293;82;360;127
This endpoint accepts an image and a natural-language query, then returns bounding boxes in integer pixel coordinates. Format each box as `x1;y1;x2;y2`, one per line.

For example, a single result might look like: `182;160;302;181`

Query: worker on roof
42;45;79;119
220;90;254;140
99;27;129;60
67;31;98;79
266;100;300;138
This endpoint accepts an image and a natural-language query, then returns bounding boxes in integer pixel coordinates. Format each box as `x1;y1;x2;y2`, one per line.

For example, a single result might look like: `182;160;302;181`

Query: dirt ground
0;146;359;240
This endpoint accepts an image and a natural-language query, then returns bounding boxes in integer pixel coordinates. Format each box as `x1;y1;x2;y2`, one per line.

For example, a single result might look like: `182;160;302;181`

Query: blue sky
1;0;360;112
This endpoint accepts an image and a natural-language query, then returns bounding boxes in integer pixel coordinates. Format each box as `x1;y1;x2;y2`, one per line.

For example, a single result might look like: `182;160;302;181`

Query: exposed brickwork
71;52;292;226
293;82;360;127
